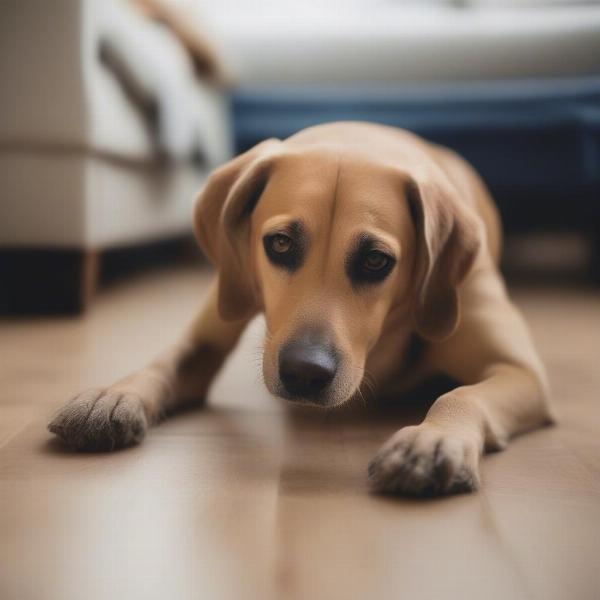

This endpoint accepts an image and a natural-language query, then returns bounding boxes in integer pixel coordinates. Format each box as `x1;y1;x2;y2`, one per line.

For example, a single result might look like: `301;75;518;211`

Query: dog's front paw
368;424;481;496
48;388;147;451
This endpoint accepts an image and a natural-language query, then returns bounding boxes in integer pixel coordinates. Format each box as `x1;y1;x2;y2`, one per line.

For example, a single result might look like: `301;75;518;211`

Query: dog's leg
48;278;249;451
368;266;555;495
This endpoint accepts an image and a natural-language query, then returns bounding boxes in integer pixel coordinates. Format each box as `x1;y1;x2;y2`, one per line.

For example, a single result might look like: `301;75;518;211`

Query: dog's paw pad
48;388;147;452
368;425;480;496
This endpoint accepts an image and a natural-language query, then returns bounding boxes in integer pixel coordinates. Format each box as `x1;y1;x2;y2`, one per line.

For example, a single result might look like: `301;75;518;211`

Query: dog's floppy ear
407;174;481;341
193;138;281;321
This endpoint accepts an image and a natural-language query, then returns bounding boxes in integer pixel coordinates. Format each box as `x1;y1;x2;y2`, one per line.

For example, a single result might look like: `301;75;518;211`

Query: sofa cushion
193;1;600;85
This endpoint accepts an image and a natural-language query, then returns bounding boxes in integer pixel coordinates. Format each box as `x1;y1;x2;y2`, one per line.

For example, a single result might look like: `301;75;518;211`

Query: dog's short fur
49;122;554;495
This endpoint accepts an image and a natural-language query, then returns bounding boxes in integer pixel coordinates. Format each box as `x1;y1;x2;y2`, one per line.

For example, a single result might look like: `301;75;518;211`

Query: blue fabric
232;77;600;223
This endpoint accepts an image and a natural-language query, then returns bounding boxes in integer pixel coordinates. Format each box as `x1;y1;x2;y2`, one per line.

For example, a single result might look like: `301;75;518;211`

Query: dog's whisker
356;386;367;409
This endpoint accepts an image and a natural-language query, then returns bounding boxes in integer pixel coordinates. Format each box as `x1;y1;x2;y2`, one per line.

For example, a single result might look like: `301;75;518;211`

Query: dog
48;122;555;495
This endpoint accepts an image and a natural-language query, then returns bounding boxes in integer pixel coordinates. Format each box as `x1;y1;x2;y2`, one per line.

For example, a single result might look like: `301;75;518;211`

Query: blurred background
1;0;600;313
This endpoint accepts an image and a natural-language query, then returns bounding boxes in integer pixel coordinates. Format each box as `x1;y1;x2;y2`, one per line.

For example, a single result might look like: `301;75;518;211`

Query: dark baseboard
0;236;203;316
99;236;199;286
0;248;98;315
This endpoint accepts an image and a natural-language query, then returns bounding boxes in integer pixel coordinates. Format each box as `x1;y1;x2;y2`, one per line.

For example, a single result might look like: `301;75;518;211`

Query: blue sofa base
232;77;600;232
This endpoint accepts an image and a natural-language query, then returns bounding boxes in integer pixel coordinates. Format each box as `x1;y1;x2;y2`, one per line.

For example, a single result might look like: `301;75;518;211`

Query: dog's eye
347;244;396;286
263;232;302;271
270;234;292;254
363;250;390;272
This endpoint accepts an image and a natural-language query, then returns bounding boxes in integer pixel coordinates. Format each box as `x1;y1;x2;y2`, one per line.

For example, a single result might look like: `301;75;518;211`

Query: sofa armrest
98;1;232;163
0;0;86;146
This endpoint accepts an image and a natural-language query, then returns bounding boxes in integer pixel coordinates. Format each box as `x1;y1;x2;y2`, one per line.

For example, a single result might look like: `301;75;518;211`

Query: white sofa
192;0;600;86
0;0;231;312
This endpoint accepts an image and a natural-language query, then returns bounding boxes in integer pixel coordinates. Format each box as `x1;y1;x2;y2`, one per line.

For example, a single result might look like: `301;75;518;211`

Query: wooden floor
1;264;599;600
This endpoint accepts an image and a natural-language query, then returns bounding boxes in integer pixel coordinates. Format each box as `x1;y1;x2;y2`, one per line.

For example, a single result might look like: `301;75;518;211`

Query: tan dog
49;122;555;495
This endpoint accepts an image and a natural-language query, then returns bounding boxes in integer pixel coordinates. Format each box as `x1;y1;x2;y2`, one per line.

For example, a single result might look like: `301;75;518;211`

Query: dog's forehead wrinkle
315;148;343;277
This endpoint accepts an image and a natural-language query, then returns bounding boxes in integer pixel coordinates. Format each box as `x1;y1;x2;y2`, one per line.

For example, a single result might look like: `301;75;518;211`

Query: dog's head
194;136;480;407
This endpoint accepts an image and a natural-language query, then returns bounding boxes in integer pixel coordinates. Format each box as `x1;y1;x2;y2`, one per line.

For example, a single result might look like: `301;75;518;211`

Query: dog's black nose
279;340;337;400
